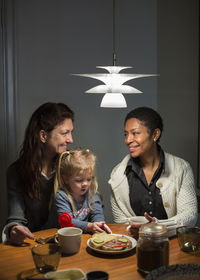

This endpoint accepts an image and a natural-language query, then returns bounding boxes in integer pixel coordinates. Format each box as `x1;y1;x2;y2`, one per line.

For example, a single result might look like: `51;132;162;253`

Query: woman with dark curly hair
109;107;198;236
2;102;74;245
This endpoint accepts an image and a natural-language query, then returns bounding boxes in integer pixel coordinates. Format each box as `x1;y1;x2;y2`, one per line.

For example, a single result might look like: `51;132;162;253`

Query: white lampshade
72;0;158;108
72;66;157;108
100;93;127;108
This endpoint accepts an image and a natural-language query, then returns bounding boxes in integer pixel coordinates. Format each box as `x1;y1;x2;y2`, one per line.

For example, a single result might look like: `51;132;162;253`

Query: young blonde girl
54;149;111;234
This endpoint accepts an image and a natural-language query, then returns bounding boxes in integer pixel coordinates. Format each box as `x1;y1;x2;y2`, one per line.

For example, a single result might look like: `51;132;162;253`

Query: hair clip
86;149;90;152
61;151;70;159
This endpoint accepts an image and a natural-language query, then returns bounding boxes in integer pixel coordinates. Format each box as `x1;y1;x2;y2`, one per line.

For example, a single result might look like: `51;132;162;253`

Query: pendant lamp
72;1;157;108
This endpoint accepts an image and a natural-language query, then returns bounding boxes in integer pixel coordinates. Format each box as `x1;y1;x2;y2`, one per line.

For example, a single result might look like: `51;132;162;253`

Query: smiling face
63;169;93;200
124;118;159;158
41;118;74;157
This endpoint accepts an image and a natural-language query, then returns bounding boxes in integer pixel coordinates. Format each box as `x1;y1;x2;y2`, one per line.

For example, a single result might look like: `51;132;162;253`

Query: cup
86;271;109;280
31;243;61;274
127;216;148;240
55;227;82;255
45;268;86;279
130;216;149;224
177;226;200;254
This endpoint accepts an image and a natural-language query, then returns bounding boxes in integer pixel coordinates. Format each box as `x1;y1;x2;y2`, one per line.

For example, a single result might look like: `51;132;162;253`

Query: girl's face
124;118;156;158
63;170;92;198
41;118;74;157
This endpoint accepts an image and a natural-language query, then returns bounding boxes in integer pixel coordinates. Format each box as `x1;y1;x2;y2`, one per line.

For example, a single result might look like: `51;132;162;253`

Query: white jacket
109;152;198;235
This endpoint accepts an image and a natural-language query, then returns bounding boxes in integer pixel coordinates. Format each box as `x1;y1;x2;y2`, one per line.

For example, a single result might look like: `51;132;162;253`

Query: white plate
87;234;137;255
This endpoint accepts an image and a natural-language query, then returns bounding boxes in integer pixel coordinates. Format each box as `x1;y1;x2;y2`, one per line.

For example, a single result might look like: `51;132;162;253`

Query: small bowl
45;268;86;279
86;270;109;280
177;226;200;253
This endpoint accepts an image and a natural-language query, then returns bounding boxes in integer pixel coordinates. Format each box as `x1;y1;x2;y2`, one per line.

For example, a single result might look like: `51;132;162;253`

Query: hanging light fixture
72;0;157;108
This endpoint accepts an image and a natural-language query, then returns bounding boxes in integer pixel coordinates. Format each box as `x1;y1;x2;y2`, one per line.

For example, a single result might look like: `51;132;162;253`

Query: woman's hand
144;212;157;223
9;225;35;245
87;221;112;234
128;212;156;239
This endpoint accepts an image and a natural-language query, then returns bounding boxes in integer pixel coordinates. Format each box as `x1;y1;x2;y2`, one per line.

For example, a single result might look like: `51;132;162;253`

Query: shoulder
164;152;192;172
165;152;190;165
94;193;102;202
6;161;22;187
110;154;131;177
7;161;19;176
56;189;69;200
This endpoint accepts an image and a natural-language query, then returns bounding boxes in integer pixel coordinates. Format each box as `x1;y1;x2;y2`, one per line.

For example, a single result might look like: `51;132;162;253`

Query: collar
41;170;55;180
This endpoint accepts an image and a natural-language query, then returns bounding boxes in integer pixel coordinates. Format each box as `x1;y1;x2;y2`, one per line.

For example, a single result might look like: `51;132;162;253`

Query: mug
55;227;82;255
129;216;149;224
127;216;148;240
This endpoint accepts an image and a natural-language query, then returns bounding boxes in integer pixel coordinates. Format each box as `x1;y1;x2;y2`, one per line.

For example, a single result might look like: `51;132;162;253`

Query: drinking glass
31;243;61;274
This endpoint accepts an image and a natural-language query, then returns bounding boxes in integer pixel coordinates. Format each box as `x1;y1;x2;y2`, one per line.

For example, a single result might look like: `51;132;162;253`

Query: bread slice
89;232;116;249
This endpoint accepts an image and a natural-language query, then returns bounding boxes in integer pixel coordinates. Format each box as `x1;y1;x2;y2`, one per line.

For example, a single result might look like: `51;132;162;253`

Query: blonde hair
54;149;98;214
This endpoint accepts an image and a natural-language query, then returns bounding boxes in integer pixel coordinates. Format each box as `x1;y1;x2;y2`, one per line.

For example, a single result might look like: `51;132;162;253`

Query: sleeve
88;194;105;222
110;189;130;224
2;164;28;242
157;161;198;236
6;164;28;226
55;190;89;232
2;222;20;243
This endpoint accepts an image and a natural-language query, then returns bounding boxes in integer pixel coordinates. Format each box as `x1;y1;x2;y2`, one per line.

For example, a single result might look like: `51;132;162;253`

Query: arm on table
2;164;34;244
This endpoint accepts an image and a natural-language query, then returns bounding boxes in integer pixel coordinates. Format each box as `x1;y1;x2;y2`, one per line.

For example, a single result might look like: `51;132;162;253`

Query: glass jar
136;223;169;274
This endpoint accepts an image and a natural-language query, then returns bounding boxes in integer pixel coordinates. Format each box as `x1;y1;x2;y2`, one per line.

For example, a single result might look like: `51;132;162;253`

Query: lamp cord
112;0;116;66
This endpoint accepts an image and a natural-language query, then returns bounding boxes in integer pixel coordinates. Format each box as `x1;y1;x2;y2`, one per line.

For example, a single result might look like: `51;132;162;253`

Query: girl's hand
87;221;112;234
9;225;35;245
87;222;104;234
102;222;112;234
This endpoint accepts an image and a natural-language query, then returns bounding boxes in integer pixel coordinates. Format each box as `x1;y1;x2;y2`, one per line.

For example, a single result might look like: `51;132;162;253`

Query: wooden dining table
0;224;199;280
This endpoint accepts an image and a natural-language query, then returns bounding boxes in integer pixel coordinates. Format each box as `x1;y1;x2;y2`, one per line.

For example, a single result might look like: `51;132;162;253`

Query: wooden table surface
0;224;199;280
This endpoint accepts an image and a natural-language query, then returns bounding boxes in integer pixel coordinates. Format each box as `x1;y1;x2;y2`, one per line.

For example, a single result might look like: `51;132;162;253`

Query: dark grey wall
157;0;199;179
1;0;199;236
157;0;199;224
1;0;157;229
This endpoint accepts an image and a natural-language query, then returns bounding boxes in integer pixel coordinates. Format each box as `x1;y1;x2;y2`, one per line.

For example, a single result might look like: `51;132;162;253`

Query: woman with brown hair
2;102;74;245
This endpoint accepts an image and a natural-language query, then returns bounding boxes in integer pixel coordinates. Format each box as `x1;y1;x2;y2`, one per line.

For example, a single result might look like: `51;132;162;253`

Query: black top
6;162;59;232
125;146;168;219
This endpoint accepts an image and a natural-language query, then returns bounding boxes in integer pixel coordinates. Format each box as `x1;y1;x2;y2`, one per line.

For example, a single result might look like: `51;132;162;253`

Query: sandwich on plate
89;232;132;251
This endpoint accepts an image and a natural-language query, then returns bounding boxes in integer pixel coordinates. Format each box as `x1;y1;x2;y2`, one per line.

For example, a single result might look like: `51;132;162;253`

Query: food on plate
89;232;116;249
89;232;132;251
101;237;132;251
